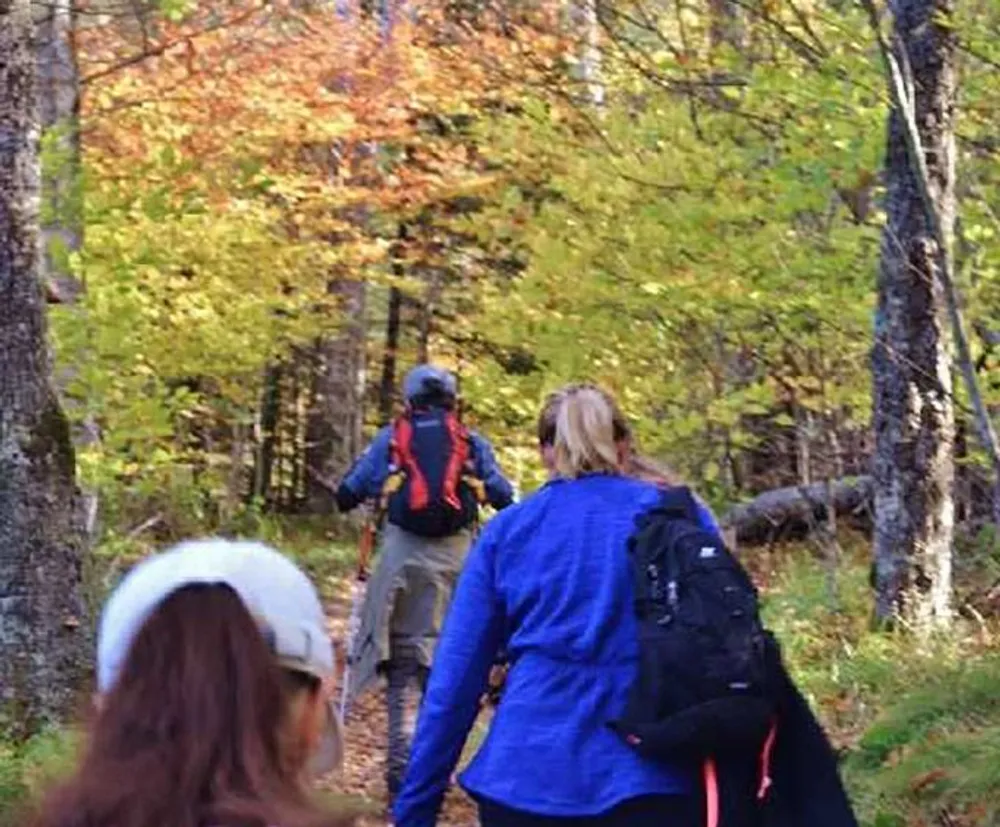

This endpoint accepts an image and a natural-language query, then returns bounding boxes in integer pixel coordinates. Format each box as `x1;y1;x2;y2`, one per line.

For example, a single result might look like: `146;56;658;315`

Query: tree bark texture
871;0;956;628
0;0;88;736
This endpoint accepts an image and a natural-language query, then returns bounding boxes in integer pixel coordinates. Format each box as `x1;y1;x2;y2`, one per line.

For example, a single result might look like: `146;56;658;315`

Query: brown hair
536;383;632;478
33;584;351;827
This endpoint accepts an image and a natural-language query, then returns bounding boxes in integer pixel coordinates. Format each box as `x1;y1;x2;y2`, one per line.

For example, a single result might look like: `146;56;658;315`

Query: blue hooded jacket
393;473;723;826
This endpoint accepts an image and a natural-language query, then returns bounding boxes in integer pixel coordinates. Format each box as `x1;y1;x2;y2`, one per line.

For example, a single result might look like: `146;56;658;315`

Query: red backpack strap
392;415;430;511
441;411;470;510
757;718;778;800
703;757;719;827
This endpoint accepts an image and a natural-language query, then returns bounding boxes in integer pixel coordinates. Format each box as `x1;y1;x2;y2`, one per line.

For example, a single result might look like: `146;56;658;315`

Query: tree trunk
35;0;82;304
253;364;282;505
36;0;100;539
707;0;744;53
0;0;88;736
289;360;304;511
870;0;957;629
415;264;446;364
578;0;604;107
304;279;367;512
225;421;249;520
378;285;403;425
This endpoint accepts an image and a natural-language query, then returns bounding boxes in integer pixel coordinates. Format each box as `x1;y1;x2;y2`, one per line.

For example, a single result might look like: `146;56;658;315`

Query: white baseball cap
97;539;344;775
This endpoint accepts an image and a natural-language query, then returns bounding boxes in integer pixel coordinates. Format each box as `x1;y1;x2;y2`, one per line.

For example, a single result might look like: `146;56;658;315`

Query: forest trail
321;585;480;826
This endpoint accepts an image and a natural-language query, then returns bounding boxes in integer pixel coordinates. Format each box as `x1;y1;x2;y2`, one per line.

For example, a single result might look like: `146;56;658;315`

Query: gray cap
97;539;343;776
403;364;458;402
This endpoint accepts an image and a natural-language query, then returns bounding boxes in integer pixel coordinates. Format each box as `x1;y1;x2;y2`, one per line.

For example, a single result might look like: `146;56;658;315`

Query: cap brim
310;698;345;777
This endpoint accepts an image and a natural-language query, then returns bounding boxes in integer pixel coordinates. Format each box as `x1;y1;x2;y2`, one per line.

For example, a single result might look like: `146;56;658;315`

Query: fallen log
721;476;873;547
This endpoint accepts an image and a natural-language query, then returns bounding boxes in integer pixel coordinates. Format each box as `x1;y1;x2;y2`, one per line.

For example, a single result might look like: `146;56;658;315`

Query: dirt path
320;584;481;826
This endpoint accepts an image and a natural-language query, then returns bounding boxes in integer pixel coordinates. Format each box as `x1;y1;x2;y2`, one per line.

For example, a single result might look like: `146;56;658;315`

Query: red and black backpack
385;408;481;538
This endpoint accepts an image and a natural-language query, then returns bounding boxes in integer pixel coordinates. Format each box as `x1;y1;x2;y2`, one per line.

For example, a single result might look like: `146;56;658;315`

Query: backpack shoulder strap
628;486;706;615
654;485;701;524
627;510;664;615
441;410;470;510
391;413;430;510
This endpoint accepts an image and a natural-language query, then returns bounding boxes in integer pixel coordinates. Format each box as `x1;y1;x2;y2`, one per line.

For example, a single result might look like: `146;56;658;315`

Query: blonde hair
537;383;631;479
627;454;682;487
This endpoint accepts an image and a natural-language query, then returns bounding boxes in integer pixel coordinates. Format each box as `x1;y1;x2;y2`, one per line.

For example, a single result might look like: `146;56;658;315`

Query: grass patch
756;542;1000;826
0;729;79;827
843;658;1000;826
88;514;361;606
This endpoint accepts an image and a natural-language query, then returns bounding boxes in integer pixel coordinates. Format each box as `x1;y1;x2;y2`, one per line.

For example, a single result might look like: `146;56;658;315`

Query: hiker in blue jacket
335;367;514;517
393;383;721;827
335;364;514;802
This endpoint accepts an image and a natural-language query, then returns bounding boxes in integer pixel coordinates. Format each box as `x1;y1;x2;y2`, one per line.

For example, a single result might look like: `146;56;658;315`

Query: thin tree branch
959;41;1000;73
80;1;270;85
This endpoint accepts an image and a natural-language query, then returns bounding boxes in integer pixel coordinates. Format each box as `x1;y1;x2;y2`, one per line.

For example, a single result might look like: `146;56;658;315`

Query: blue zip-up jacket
393;474;723;827
336;418;514;513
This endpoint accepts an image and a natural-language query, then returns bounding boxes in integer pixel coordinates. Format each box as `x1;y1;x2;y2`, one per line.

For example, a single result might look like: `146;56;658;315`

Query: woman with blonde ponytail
546;384;627;477
394;384;722;827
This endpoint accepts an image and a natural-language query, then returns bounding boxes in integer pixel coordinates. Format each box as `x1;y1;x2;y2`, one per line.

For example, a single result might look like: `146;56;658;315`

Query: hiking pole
339;509;375;721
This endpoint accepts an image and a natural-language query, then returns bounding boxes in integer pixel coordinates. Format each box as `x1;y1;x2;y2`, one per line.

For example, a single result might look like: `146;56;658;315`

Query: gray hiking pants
385;650;429;796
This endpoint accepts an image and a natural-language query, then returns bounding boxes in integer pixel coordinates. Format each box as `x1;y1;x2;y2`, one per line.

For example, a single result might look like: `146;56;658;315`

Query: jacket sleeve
470;433;515;510
336;427;392;511
764;635;859;827
392;524;505;827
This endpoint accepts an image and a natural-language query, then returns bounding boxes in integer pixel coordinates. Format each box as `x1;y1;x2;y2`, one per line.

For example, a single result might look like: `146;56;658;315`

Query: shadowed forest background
2;0;1000;822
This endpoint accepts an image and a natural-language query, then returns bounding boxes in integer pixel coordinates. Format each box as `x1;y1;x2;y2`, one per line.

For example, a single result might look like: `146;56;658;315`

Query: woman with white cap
32;539;350;827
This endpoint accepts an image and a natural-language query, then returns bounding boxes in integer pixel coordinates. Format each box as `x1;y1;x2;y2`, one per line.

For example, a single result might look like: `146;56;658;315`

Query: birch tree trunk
578;0;603;107
870;0;957;629
566;0;603;107
0;0;88;735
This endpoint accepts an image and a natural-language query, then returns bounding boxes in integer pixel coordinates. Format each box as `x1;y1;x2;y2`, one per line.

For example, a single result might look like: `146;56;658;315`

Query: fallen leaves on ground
320;591;481;826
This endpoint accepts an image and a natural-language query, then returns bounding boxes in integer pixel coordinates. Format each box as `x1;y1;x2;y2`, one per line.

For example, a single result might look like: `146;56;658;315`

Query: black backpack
386;408;480;538
611;486;775;762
